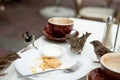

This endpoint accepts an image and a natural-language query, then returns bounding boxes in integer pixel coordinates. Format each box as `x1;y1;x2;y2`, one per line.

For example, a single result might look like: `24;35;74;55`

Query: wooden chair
0;0;10;21
74;0;119;23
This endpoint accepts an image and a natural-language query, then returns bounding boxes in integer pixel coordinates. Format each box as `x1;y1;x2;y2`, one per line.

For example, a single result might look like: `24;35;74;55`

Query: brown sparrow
90;40;112;63
0;53;21;76
70;32;91;54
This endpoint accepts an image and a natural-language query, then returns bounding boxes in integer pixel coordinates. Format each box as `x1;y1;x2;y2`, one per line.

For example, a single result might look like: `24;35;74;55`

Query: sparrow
0;53;21;76
70;32;91;54
21;31;38;52
90;40;112;63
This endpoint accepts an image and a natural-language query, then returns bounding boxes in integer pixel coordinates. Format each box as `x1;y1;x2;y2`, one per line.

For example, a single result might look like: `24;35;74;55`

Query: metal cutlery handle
18;69;62;78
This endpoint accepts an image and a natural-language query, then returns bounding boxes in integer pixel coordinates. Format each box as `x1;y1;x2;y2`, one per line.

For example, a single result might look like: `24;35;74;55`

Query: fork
18;61;83;78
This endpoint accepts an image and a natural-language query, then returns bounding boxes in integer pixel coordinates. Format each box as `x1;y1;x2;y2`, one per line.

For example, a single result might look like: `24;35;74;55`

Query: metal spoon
18;61;83;78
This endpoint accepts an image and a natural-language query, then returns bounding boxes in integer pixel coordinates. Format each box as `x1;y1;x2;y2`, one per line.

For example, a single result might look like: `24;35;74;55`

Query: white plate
14;46;92;80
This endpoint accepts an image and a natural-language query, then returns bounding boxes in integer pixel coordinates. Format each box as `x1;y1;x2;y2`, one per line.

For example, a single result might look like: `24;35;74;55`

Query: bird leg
0;73;8;76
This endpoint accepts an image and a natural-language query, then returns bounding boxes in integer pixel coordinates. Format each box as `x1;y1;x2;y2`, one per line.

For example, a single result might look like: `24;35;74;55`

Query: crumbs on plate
40;56;62;71
30;66;38;73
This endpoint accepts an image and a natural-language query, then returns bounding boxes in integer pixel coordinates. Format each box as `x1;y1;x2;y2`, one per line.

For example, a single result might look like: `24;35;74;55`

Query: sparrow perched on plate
90;40;112;63
70;32;91;54
21;32;38;52
0;53;21;76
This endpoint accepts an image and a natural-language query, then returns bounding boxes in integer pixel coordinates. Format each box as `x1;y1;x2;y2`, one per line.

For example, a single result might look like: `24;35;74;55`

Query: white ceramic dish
14;45;92;80
41;44;63;57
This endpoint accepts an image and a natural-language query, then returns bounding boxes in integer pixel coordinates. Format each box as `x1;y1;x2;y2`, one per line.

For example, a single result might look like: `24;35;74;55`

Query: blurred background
0;0;120;53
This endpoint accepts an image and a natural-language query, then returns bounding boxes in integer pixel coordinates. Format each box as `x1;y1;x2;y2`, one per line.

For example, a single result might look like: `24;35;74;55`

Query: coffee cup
46;17;74;38
100;53;120;80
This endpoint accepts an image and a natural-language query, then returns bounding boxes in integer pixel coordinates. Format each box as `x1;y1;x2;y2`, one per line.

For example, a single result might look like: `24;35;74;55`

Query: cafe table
0;18;118;80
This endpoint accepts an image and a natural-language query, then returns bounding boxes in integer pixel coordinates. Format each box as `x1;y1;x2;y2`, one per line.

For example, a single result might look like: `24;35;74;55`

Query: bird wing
97;47;112;55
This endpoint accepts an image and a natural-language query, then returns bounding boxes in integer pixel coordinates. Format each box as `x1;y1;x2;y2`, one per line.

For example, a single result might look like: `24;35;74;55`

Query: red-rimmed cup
100;53;120;80
47;17;74;38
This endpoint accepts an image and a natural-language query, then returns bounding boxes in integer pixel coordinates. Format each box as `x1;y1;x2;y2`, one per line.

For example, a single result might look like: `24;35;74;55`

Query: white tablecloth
0;18;119;80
